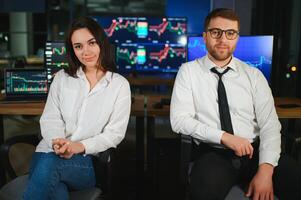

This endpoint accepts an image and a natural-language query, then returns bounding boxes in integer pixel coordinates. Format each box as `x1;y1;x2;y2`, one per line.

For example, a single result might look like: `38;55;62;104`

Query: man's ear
203;32;207;43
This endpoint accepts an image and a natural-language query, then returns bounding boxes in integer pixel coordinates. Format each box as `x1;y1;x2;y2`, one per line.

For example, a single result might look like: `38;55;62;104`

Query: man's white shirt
170;55;281;166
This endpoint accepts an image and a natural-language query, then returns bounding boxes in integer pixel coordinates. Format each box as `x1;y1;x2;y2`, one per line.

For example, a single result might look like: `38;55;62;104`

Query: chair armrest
93;148;114;164
92;148;115;194
0;134;39;179
180;134;192;186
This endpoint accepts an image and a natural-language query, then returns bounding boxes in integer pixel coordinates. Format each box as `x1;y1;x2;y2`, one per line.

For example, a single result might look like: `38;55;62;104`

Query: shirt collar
203;55;238;72
76;66;113;85
76;67;86;79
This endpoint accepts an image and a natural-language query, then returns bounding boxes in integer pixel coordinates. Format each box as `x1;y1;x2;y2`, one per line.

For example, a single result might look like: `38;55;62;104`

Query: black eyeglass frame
206;28;239;40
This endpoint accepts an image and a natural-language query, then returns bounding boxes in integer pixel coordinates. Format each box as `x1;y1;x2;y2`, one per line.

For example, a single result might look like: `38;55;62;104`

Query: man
170;8;301;200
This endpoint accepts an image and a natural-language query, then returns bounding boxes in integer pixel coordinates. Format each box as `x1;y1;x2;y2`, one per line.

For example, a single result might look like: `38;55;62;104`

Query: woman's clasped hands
52;138;85;159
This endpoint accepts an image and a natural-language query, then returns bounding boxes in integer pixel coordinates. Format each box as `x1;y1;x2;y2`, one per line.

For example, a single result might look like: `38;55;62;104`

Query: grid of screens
5;69;48;95
94;16;187;73
188;36;274;82
45;41;68;83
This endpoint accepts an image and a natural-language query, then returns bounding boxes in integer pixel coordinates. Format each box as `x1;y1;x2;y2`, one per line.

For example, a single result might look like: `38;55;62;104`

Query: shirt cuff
259;150;280;167
80;139;94;155
205;126;224;144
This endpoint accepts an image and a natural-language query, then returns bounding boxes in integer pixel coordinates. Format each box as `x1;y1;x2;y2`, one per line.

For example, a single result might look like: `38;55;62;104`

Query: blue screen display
188;36;274;82
93;16;187;73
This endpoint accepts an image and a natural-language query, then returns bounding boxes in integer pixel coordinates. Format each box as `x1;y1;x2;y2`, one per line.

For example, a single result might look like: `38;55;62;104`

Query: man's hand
245;163;274;200
221;132;253;158
52;138;85;159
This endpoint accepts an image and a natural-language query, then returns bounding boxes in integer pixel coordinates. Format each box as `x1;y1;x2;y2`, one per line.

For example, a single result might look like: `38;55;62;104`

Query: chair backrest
0;134;39;179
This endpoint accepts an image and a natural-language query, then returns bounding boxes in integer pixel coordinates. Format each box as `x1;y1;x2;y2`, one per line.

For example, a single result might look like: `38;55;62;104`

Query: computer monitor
44;41;68;83
5;68;48;97
94;16;187;44
187;35;274;82
94;16;187;74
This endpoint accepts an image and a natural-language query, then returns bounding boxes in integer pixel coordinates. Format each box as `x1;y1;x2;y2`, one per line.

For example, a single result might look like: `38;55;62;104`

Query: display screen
94;16;187;73
188;35;274;82
5;69;48;95
45;41;68;83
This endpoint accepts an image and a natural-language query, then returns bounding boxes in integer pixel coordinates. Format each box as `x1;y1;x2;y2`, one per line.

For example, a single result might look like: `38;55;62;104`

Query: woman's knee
29;153;60;180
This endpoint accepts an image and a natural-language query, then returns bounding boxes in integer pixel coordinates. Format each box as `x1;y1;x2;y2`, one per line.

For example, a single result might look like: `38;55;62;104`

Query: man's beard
207;44;234;61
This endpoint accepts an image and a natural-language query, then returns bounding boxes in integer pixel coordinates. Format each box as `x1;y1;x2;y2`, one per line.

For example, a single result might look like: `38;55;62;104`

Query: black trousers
189;142;301;200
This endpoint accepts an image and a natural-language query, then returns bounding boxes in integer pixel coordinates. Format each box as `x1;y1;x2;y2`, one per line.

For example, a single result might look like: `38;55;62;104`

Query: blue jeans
23;152;96;200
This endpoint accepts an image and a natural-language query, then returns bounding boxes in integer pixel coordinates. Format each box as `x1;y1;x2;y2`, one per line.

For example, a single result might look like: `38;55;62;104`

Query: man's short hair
204;8;240;31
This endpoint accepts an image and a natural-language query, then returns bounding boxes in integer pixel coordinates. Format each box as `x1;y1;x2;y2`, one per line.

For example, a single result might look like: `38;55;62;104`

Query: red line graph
149;21;169;36
149;45;186;62
149;46;170;62
149;19;187;36
104;19;137;37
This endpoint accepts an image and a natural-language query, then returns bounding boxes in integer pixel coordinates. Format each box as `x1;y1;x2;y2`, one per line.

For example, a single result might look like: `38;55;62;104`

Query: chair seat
0;175;102;200
0;175;29;200
70;188;102;200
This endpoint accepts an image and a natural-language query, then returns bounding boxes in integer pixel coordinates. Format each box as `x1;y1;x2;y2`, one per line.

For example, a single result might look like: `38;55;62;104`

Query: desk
146;96;301;119
0;59;9;65
127;77;174;86
26;57;43;65
274;97;301;119
145;96;301;193
130;95;146;199
0;96;146;191
145;95;170;194
274;97;301;154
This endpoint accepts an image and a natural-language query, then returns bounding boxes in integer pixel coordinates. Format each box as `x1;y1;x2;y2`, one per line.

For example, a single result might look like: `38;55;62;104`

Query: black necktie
210;67;234;134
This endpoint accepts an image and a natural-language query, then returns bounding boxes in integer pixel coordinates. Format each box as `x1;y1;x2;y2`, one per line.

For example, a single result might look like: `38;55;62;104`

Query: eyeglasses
207;28;239;40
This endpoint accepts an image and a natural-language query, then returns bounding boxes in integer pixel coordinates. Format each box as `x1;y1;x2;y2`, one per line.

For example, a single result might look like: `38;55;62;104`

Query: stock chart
45;41;68;83
187;36;274;82
96;16;187;44
95;16;187;73
116;43;186;72
6;70;48;94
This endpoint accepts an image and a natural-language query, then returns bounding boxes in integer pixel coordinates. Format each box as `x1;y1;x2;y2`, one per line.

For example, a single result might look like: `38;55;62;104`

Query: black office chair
0;134;113;200
179;134;278;200
284;134;301;164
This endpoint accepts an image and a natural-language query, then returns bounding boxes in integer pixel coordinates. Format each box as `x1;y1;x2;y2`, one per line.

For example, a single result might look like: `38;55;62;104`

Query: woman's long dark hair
65;16;116;77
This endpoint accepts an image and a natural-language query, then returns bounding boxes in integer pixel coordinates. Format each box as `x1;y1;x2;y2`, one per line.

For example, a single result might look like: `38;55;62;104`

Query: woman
23;17;131;199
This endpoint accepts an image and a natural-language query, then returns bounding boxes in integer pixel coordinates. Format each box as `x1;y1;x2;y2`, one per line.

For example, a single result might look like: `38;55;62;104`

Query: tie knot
210;67;231;78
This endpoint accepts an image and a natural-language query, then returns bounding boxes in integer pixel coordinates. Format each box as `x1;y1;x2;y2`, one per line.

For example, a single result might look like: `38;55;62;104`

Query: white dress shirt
36;68;131;155
170;55;281;166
